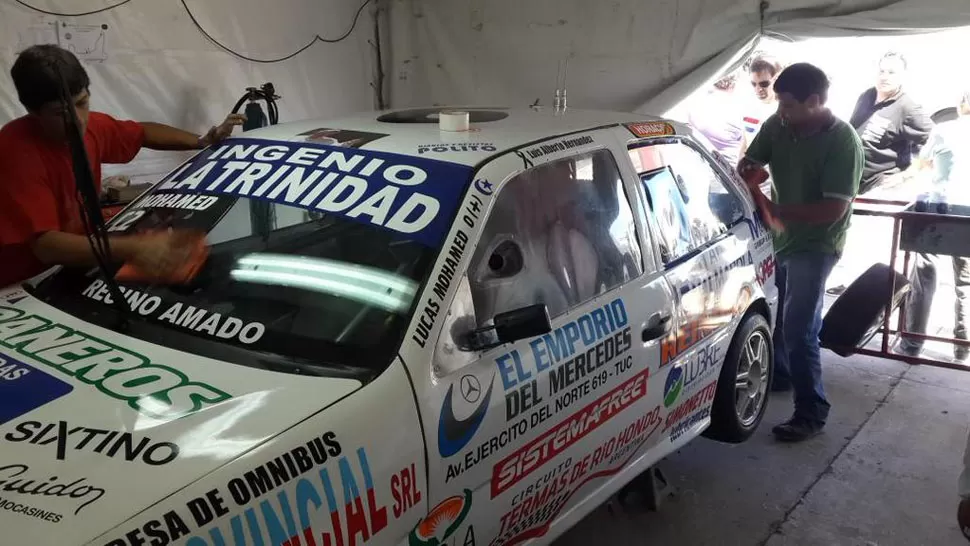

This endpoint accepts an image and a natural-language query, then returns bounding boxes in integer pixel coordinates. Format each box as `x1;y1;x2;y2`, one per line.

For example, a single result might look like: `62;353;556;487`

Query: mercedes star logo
460;374;482;403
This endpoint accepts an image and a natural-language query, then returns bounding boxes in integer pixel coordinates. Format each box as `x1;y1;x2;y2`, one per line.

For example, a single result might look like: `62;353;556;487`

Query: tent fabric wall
0;0;379;182
386;0;970;116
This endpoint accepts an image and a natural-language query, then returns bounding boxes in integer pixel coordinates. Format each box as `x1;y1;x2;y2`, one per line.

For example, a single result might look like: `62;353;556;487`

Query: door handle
642;312;672;341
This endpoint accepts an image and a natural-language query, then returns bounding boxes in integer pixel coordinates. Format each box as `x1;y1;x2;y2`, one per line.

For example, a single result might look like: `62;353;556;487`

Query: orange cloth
115;231;209;285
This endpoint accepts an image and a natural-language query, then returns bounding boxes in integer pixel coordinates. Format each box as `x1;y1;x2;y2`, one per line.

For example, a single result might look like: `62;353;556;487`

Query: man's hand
737;157;762;178
198;113;247;148
127;230;203;278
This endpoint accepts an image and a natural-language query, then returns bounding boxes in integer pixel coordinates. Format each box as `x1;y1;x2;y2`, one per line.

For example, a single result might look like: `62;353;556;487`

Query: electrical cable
16;0;371;64
180;0;372;64
51;62;131;329
14;0;133;16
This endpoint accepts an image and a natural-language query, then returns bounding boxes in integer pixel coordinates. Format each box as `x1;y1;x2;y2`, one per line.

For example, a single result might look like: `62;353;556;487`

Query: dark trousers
899;252;970;357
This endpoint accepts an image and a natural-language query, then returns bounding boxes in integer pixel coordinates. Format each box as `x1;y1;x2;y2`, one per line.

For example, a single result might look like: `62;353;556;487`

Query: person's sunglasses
751;81;771;88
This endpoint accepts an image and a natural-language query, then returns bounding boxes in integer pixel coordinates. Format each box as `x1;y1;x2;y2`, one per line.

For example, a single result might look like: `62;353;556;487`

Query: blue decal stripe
154;138;475;248
0;354;73;424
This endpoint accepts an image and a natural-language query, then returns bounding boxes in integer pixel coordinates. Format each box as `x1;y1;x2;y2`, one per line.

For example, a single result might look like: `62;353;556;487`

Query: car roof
237;107;688;166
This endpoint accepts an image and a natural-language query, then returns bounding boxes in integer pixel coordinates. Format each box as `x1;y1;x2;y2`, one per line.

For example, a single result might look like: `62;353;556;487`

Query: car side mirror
460;304;552;352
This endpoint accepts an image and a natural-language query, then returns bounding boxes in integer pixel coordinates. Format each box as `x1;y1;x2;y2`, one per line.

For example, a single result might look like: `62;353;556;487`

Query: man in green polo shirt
739;62;864;442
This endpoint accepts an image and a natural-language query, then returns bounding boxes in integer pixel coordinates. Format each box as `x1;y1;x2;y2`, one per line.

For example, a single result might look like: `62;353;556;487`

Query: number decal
107;209;147;233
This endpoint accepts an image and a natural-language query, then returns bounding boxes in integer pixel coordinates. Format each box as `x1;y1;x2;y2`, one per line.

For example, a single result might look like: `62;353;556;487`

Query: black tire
703;311;772;444
820;263;910;357
932;106;959;124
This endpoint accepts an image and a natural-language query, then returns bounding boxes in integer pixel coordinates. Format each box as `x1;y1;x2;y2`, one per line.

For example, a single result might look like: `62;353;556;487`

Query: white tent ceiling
386;0;970;114
1;0;969;181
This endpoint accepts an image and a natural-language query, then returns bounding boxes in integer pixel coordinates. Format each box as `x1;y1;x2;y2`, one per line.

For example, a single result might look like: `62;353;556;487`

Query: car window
467;149;643;326
630;141;744;264
30;140;472;376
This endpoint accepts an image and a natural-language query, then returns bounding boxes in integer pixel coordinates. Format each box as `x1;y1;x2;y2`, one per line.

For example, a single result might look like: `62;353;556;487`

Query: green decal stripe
0;304;230;418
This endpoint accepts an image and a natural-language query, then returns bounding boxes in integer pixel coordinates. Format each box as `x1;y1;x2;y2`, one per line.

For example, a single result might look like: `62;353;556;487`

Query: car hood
0;290;362;545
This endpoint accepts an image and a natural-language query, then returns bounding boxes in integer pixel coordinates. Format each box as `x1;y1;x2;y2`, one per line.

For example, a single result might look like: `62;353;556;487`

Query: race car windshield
31;138;472;377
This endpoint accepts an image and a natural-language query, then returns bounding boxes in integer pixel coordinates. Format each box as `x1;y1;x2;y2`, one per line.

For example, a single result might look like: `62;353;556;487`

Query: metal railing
836;196;970;372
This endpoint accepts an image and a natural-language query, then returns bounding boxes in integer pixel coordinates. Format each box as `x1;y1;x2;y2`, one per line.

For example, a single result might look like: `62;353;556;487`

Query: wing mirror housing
461;304;552;352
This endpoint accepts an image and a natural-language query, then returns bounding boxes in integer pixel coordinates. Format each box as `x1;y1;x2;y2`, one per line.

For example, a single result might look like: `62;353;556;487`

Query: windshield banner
152;138;474;248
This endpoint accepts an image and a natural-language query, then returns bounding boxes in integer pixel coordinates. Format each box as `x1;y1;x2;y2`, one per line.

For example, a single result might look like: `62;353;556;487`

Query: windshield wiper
55;65;131;331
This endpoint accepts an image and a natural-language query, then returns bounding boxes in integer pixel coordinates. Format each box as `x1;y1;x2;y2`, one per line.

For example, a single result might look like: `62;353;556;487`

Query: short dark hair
773;62;830;104
749;55;783;77
11;44;90;112
880;51;907;70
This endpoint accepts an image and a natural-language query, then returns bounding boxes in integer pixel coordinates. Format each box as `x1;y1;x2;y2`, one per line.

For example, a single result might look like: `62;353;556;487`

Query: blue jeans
773;252;839;425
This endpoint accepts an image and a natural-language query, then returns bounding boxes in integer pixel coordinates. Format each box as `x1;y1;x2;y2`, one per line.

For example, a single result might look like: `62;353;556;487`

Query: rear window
31;138;473;377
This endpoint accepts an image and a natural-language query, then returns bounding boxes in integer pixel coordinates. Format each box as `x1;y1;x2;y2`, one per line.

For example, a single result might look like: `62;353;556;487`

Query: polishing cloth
116;231;209;285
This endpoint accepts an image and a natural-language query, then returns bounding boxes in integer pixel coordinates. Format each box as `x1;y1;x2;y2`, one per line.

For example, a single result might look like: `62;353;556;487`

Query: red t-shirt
0;112;145;288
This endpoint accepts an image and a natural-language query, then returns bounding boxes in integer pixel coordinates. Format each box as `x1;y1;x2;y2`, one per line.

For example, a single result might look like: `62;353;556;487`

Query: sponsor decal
0;288;28;304
495;299;628;393
679;251;753;296
0;495;63;524
756;254;776;287
444;300;632;482
418;143;497;155
296;127;389;148
408;489;473;546
662;344;721;408
445;417;529;484
81;279;266;345
4;420;179;465
490;405;662;546
743;217;772;251
490;368;649;498
411;191;485;349
107;190;236;235
130;192;221;212
154;138;473;248
670;407;711;442
546;330;633;417
523;134;594;161
663;379;718;441
0;305;230;419
683;344;721;393
473;178;494;196
625;121;675;139
438;374;496;458
108;432;423;546
509;459;571;508
0;463;104;515
659;316;716;368
0;354;73;425
663;366;682;408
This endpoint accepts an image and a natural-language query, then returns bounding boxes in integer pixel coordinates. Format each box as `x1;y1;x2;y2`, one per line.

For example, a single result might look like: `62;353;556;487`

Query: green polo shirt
745;113;864;258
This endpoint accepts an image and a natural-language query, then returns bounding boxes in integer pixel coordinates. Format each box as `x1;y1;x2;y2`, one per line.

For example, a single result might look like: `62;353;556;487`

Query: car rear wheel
703;311;772;443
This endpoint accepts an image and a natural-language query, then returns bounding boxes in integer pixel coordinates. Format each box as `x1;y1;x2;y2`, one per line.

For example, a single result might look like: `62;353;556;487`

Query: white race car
0;107;779;546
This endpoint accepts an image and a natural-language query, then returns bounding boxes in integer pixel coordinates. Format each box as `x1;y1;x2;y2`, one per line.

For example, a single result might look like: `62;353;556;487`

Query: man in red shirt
0;44;244;288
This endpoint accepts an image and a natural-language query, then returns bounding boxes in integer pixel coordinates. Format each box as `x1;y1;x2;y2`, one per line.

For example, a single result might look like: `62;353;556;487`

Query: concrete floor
555;352;970;546
556;205;970;545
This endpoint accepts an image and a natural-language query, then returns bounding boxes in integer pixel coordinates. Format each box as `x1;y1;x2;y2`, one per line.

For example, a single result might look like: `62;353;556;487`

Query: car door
410;131;675;546
626;136;754;442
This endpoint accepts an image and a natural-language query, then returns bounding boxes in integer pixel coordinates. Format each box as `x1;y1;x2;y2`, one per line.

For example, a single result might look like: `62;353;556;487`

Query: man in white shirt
743;54;784;140
896;89;970;361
